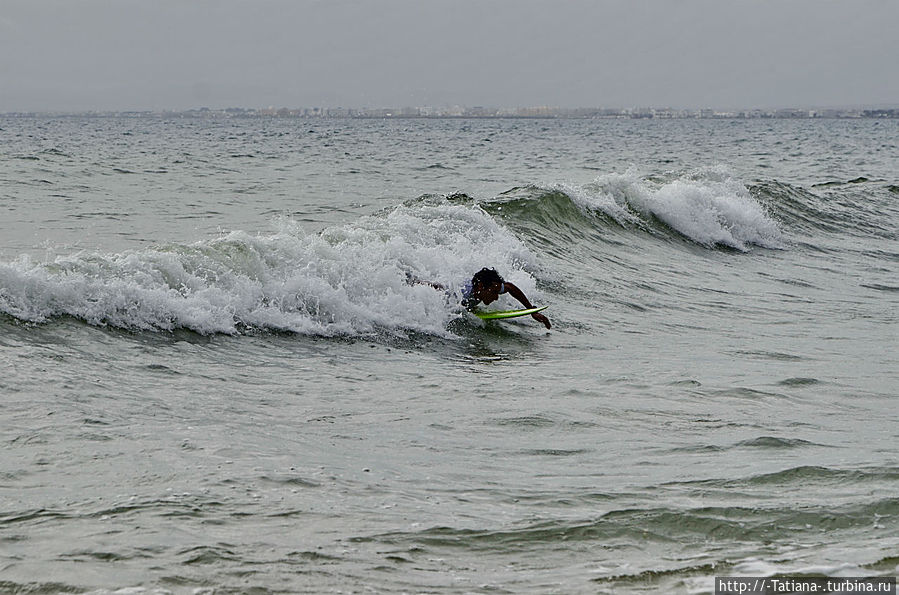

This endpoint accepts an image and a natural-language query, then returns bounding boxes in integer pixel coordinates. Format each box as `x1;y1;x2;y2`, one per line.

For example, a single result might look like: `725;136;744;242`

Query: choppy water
1;116;897;593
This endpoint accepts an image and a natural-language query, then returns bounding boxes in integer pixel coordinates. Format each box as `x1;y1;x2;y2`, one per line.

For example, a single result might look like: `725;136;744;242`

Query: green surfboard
474;305;547;320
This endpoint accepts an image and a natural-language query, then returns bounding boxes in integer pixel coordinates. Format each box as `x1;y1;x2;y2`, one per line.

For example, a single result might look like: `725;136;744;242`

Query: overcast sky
1;0;897;112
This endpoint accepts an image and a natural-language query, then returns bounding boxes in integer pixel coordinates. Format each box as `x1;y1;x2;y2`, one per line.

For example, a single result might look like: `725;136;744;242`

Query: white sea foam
732;558;882;578
576;169;785;250
0;203;538;336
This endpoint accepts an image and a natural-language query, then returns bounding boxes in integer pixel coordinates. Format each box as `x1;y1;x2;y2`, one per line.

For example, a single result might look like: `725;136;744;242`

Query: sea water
1;116;897;593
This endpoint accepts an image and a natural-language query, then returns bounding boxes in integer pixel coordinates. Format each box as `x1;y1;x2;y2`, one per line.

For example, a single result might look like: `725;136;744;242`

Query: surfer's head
471;268;505;305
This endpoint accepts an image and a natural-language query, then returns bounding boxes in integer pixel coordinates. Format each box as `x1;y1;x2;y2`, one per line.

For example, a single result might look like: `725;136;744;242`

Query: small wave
415;163;455;171
180;544;242;565
518;448;591;457
355;495;899;550
733;349;805;361
811;176;874;188
60;550;129;562
734;436;820;449
0;581;84;594
591;562;722;591
492;414;558;428
0;203;540;337
777;377;821;386
864;554;899;573
861;283;899;292
675;466;899;489
39;148;71;158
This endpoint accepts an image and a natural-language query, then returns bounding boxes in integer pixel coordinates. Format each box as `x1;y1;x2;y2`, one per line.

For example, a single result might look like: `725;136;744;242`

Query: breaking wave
0;203;540;336
483;169;786;252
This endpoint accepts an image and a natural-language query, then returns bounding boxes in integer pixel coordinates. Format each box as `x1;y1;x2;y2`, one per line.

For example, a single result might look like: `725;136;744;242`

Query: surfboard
474;305;547;320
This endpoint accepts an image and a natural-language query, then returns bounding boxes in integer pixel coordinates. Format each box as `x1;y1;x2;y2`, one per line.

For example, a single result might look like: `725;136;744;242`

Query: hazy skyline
2;0;897;112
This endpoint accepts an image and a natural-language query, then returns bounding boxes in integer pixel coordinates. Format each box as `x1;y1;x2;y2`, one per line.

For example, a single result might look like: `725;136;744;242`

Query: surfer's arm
532;312;551;329
503;282;551;329
405;272;445;291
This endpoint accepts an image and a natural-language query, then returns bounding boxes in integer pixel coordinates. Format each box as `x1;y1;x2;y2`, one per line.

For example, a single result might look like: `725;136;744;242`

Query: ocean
1;115;897;594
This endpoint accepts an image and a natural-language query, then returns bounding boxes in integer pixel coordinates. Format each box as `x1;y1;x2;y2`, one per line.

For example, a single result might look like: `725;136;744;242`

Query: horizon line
3;103;899;117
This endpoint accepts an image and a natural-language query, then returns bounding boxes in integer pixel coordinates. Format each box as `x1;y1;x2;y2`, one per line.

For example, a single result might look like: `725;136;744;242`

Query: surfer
406;268;550;329
462;268;551;329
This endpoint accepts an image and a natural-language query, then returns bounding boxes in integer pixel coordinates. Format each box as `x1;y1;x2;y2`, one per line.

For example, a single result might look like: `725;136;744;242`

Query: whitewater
1;116;897;593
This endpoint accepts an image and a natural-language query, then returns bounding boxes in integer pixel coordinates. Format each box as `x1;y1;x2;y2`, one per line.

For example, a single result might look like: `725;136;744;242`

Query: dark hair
471;267;503;288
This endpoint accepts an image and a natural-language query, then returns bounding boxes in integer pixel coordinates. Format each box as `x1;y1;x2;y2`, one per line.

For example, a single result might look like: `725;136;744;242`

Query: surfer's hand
532;312;551;329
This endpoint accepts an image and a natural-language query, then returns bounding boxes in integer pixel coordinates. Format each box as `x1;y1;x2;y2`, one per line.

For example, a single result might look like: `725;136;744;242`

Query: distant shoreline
3;106;898;119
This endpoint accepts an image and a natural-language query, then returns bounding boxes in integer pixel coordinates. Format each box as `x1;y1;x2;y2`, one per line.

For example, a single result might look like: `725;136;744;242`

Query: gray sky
2;0;897;112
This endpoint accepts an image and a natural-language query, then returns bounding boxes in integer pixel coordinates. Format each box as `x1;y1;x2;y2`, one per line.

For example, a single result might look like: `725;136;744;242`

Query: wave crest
585;170;785;250
481;170;785;252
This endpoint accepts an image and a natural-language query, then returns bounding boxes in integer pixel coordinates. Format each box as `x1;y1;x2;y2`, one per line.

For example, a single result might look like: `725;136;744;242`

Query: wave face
753;178;899;243
0;204;538;336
